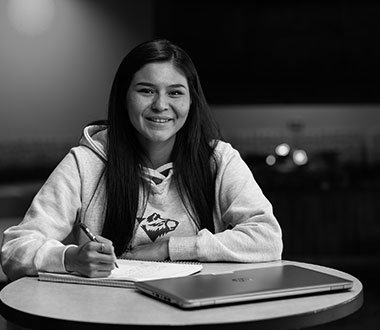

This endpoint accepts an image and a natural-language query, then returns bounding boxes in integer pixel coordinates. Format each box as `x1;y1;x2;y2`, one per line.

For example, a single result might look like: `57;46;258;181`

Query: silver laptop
135;265;353;309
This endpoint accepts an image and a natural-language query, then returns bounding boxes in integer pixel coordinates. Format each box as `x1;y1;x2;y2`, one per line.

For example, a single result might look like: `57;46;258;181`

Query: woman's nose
152;94;169;111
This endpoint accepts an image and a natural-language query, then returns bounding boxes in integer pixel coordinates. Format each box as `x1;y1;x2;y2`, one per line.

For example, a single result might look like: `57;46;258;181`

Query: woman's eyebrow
135;82;187;89
135;82;154;87
169;83;187;89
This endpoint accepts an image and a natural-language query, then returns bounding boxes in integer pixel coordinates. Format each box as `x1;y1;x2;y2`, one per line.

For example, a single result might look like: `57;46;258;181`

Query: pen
79;223;119;268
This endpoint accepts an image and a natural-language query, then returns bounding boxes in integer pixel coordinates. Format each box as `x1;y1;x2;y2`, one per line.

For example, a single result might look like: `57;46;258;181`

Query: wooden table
0;260;363;330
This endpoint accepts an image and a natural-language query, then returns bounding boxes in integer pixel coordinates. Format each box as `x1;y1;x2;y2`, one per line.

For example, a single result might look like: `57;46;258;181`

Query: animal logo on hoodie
137;212;179;242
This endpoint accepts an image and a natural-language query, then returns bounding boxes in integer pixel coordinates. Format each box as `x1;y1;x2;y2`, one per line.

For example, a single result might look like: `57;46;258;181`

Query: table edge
0;260;364;330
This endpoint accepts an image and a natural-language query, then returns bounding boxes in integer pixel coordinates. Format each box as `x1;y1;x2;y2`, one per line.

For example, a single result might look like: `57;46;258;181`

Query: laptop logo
232;277;254;282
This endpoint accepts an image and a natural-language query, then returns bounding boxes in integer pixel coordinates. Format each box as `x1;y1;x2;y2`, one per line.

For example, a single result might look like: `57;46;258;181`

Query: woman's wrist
64;245;78;273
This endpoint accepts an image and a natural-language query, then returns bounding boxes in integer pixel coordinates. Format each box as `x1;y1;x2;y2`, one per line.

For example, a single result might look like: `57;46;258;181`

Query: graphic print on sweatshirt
137;212;179;242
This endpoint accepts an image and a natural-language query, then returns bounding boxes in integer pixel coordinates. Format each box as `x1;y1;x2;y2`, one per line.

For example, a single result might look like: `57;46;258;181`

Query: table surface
0;260;363;330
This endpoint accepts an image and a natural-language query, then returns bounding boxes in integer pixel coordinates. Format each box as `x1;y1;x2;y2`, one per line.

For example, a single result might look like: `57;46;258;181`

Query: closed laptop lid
135;265;353;309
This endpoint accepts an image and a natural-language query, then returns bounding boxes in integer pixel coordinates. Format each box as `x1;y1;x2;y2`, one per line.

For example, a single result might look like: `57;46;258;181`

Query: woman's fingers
93;236;117;257
65;235;118;277
82;263;113;278
94;235;114;247
84;241;116;264
65;242;116;277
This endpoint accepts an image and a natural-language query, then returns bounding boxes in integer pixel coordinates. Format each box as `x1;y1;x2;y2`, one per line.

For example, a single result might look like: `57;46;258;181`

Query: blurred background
0;0;379;328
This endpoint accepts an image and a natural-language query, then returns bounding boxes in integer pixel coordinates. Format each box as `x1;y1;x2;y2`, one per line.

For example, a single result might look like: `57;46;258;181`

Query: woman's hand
64;236;117;277
124;240;169;261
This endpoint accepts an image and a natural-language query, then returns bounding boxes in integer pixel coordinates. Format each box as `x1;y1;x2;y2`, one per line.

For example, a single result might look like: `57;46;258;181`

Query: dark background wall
155;0;380;104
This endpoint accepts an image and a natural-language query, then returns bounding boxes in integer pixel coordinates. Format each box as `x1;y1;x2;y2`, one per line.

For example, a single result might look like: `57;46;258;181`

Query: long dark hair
102;39;221;256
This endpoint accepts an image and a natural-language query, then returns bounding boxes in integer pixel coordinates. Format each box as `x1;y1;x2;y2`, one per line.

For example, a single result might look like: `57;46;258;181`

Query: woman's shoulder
66;124;108;164
212;139;241;161
56;143;105;183
211;140;252;180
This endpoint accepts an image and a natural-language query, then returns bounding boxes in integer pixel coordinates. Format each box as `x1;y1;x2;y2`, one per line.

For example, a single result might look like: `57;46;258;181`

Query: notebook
134;264;353;309
38;259;202;289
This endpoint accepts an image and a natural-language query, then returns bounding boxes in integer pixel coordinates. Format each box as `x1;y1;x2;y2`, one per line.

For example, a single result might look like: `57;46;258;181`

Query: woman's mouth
146;117;172;123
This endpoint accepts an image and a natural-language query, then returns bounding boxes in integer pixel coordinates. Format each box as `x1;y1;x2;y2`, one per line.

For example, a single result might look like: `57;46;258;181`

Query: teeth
149;118;170;123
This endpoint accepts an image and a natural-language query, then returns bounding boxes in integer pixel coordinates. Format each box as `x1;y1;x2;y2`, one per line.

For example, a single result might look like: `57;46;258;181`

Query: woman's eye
138;88;154;94
169;90;184;96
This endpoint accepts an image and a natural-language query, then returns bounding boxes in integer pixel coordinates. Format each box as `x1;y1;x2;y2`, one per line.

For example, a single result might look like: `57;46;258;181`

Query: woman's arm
169;143;283;262
0;151;82;281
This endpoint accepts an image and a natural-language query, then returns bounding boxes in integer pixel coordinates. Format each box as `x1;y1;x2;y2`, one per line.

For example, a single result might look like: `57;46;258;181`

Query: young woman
1;39;282;281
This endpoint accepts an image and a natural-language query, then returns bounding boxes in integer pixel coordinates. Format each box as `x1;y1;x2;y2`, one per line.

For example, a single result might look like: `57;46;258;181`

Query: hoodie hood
79;125;174;184
80;125;108;161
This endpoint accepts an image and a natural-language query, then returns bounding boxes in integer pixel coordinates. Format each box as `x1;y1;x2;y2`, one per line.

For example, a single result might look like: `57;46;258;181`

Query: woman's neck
143;140;175;170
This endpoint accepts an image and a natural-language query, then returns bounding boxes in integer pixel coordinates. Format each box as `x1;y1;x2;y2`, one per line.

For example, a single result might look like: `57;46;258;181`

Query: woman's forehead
132;62;189;88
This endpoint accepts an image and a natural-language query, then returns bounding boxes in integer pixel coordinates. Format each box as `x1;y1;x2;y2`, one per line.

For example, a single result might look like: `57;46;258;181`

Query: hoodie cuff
34;241;77;274
168;236;198;261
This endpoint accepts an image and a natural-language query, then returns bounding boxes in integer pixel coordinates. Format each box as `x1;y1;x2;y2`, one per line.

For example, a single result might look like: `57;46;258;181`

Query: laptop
134;264;353;309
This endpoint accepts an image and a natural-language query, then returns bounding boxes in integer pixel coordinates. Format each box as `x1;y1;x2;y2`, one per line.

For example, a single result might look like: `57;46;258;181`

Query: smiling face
126;61;191;158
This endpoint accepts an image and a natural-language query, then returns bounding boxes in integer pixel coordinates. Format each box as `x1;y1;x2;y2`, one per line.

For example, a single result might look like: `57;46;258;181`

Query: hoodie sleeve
169;142;283;262
0;150;81;281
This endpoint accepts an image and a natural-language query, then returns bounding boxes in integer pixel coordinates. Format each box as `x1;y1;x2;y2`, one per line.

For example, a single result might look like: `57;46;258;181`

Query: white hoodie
1;125;282;280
